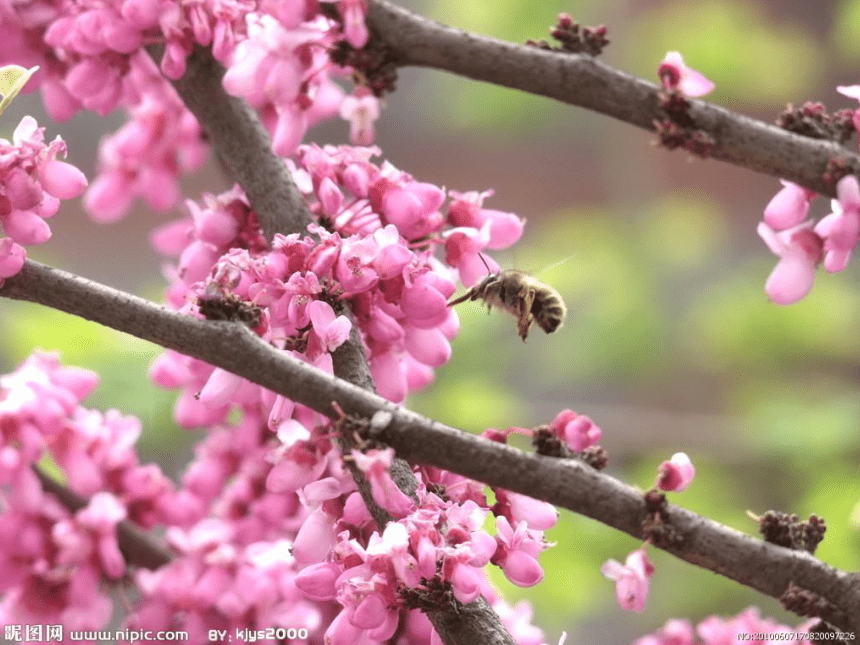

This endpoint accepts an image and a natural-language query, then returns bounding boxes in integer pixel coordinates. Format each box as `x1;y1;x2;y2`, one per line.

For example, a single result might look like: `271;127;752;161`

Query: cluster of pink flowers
0;0;377;222
294;452;556;644
104;136;572;642
755;83;860;305
635;608;819;645
0;115;87;284
0;349;560;643
0;352;173;627
757;174;860;305
84;58;208;222
151;144;524;404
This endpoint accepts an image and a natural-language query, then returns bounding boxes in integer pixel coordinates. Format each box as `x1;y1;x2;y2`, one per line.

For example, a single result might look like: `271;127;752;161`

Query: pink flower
757;221;823;305
447;190;525;249
197;367;245;406
634;619;694;645
814;174;860;272
336;0;369;48
493;516;546;587
656;452;695;492
837;84;860;133
308;300;352;353
340;88;380;146
763;180;814;230
380;181;445;240
658;51;714;97
351;448;415;517
548;409;602;451
38;160;88;200
494;489;558;531
295;561;341;600
0;238;26;279
444;224;496;287
400;272;454;325
601;548;654;613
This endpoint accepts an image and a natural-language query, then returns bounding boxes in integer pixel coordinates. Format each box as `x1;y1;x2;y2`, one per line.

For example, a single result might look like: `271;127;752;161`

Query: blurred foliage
423;0;587;131
834;0;860;60
627;0;822;105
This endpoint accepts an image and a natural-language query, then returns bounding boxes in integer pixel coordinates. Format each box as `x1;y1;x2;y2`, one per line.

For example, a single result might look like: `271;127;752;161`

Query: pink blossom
493;516;546;587
814;174;860;272
0;116;85;246
83;75;205;222
340;87;380;145
658;51;715;97
380;181;445;240
308;300;352;353
0;237;26;279
601;547;654;612
494;490;558;531
84;171;135;223
837;84;860;133
447;190;525;249
75;492;127;578
656;452;695;492
400;272;454;325
351;448;416;517
763;180;814;230
197;367;245;406
295;561;341;600
335;0;369;48
640;609;813;645
548;409;602;451
634;619;694;645
404;325;451;367
292;507;337;564
757;221;823;305
444;224;497;287
36;160;86;201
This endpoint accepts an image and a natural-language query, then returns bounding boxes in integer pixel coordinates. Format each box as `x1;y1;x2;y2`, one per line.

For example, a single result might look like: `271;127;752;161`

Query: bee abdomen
534;298;566;333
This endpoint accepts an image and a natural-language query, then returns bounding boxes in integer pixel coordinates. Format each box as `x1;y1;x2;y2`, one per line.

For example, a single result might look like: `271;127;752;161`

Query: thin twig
366;0;859;197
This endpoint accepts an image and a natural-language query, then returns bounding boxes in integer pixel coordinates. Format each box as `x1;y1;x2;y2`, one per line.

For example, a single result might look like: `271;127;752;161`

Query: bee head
472;271;500;293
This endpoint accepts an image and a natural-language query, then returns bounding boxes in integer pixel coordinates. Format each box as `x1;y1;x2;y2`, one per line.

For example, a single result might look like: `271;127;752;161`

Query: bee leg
447;290;475;306
516;288;536;341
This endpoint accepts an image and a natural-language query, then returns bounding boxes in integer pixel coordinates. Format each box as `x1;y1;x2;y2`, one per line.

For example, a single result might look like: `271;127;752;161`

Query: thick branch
3;261;860;633
163;45;313;240
366;0;858;197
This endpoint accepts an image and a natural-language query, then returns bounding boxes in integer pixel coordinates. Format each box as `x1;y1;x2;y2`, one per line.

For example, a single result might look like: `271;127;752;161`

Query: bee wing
535;255;576;277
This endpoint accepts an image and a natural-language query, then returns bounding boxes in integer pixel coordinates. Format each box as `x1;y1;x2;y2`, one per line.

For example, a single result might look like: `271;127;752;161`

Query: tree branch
3;261;859;633
160;45;313;241
366;0;859;197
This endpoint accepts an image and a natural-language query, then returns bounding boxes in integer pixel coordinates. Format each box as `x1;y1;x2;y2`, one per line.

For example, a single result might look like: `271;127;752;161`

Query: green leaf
0;65;38;116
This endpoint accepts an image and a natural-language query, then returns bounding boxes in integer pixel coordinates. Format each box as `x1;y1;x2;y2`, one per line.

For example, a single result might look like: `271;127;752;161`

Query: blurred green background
3;0;860;643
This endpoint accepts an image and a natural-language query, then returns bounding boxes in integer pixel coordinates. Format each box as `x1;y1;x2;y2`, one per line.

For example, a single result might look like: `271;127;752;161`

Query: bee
448;270;567;341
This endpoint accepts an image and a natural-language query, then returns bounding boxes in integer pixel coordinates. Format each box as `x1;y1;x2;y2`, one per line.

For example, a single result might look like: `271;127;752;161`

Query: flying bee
448;270;567;341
